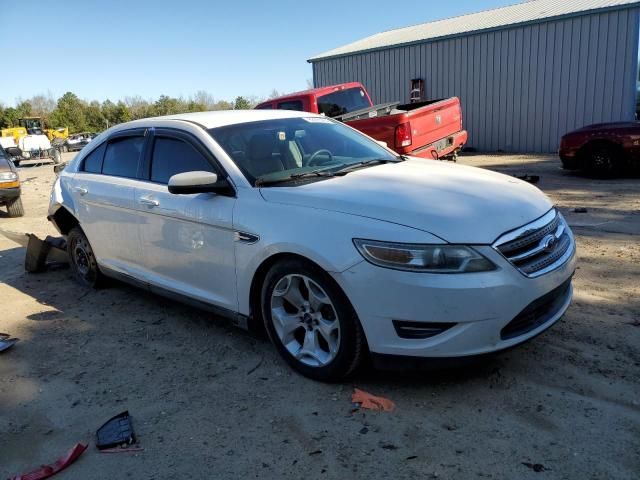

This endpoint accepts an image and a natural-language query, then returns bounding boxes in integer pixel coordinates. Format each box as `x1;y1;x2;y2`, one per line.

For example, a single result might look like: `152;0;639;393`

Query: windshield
208;117;397;186
317;87;371;117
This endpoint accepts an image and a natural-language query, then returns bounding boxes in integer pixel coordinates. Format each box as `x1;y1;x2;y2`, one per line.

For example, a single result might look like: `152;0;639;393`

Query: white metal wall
312;8;640;153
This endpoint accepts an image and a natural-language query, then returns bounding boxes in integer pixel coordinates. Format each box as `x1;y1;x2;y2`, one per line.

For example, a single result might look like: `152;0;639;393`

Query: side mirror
375;140;388;148
168;171;233;196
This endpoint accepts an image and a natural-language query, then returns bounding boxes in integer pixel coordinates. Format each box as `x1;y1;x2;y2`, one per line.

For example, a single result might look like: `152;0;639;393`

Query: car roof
119;109;316;130
256;82;365;106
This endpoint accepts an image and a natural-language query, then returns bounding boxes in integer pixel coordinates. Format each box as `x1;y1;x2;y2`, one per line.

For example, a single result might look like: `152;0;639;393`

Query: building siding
311;8;640;153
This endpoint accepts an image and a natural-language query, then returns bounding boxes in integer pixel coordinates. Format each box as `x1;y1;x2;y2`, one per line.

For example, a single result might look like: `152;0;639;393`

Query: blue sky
1;0;515;105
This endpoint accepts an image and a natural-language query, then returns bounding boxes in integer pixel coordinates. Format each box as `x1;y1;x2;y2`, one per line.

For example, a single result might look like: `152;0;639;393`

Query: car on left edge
0;146;24;217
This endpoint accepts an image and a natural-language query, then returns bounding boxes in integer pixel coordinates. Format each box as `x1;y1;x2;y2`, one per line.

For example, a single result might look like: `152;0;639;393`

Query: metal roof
309;0;640;61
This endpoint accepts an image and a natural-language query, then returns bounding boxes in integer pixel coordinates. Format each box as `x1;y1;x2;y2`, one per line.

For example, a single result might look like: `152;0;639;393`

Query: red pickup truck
255;82;467;160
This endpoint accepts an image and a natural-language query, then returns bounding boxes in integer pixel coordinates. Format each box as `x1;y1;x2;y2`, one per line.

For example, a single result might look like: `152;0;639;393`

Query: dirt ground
1;153;638;479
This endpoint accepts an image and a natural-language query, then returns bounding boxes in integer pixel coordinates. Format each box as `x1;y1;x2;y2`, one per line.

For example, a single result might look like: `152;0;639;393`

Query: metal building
308;0;640;153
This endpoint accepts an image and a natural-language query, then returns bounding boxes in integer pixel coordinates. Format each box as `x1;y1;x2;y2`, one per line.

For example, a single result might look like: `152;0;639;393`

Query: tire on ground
585;142;623;177
6;197;24;217
67;227;105;288
261;257;367;382
52;148;61;164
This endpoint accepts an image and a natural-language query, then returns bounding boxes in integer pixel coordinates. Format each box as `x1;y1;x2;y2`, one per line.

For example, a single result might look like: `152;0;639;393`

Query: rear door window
102;136;144;178
150;137;215;184
277;100;303;111
317;87;370;117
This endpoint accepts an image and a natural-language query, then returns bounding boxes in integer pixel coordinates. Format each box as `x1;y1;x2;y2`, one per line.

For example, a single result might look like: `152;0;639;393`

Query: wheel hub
74;243;90;275
270;274;341;367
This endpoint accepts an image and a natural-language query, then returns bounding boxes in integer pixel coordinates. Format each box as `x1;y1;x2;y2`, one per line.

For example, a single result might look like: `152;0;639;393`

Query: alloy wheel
270;274;341;367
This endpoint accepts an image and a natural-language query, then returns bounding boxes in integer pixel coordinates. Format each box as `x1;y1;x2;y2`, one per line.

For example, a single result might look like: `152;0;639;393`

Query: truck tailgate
402;97;462;151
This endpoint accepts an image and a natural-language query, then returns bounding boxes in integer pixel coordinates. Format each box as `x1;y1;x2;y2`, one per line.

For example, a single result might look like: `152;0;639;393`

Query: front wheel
51;148;61;164
586;144;620;177
261;259;366;382
6;198;24;217
67;227;104;288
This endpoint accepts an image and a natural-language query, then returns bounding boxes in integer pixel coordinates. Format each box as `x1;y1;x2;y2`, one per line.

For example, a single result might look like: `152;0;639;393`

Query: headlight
353;239;497;273
0;172;18;182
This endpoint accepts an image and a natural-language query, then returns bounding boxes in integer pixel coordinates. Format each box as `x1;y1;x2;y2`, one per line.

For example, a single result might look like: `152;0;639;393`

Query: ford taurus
48;110;576;381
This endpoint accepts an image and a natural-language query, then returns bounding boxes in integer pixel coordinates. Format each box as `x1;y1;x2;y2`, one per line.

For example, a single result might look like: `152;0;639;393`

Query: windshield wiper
255;169;336;187
331;158;396;175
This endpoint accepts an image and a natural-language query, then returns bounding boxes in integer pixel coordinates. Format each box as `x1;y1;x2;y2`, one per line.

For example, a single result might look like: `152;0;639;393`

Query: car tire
67;227;104;288
52;148;61;165
6;198;24;217
261;258;366;382
586;143;620;177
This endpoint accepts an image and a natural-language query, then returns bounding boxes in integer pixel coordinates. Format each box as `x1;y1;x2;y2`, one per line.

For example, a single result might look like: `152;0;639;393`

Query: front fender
48;174;78;233
233;193;444;315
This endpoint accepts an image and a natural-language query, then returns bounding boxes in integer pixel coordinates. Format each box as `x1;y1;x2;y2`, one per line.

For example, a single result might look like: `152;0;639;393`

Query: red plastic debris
352;388;395;412
9;442;87;480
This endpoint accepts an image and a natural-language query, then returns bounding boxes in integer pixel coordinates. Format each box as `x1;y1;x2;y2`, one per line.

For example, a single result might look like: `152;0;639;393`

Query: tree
102;100;131;127
50;92;86;132
233;96;251;110
28;93;56;122
191;90;216;110
0;107;21;128
123;96;153;120
212;100;233;110
84;101;106;132
15;100;33;119
153;95;182;116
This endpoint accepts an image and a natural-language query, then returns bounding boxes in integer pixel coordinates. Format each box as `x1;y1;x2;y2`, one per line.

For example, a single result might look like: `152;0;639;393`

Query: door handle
139;196;159;207
74;186;88;195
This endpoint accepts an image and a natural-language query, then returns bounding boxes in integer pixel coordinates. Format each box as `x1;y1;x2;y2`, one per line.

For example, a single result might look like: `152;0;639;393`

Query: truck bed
343;97;465;158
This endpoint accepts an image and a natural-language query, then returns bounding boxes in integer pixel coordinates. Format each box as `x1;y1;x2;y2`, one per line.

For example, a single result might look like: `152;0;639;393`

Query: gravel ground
0;153;638;479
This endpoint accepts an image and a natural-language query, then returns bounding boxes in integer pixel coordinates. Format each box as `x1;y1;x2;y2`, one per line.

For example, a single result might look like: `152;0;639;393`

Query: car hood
259;159;553;244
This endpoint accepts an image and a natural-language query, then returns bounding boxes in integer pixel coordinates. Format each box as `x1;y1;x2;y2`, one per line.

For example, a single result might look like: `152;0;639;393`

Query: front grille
494;209;574;277
392;320;456;339
500;277;572;340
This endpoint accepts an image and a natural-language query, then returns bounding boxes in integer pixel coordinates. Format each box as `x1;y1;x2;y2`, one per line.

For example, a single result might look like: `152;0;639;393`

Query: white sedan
48;110;576;381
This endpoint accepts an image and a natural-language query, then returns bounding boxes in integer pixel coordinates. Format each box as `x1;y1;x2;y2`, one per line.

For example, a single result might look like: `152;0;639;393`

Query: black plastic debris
522;462;547;472
573;207;588;213
96;411;136;450
25;234;68;273
0;333;19;353
514;174;540;184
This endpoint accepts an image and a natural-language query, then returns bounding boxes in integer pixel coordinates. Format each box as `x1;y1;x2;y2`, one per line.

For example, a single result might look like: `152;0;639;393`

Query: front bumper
332;244;576;359
0;186;21;203
558;147;582;169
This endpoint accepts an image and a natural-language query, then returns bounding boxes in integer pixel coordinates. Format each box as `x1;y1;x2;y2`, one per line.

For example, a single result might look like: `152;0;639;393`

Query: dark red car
559;122;640;176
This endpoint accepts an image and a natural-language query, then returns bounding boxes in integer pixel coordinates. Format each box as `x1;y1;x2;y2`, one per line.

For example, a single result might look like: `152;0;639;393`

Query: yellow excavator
0;117;68;145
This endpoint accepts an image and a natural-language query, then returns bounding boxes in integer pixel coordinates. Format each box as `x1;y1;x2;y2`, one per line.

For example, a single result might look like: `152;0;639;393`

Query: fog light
392;320;456;339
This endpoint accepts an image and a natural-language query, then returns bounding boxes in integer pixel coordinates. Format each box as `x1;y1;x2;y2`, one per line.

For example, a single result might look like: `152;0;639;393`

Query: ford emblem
541;234;557;253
